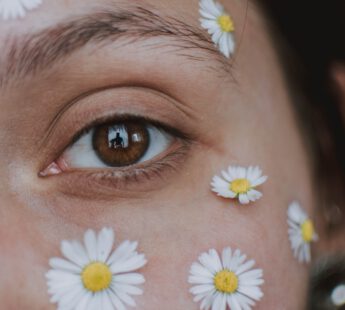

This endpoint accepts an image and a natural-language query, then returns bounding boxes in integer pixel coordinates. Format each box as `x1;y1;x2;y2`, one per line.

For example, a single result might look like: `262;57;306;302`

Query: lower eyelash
53;141;192;200
90;143;190;186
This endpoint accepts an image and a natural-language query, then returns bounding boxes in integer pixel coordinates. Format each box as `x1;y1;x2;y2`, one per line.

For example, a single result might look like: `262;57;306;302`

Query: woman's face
0;0;317;308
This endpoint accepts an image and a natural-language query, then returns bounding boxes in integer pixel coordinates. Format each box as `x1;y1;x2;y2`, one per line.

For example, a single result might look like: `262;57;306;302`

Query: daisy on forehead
287;201;318;264
46;227;147;310
188;247;264;310
0;0;42;20
211;165;268;205
199;0;236;58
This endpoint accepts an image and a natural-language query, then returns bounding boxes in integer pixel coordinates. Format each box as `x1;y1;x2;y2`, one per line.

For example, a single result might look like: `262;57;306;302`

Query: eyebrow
0;5;231;88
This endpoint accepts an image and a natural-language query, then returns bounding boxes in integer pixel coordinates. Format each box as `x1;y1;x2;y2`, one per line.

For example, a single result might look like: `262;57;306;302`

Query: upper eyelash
68;114;193;149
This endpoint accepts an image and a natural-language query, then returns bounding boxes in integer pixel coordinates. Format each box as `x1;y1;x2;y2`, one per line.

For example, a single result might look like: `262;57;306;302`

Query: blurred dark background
259;0;345;230
258;1;345;309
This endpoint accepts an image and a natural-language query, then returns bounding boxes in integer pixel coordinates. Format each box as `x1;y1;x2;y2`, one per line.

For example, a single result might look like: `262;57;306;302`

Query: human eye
56;118;174;169
40;112;192;198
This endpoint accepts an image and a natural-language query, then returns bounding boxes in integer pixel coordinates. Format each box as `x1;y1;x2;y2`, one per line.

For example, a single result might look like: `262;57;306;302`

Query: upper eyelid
40;85;197;151
38;86;199;171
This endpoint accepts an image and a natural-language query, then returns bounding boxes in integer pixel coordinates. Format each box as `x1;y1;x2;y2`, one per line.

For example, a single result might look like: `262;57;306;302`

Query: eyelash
70;115;190;149
80;141;190;188
44;114;193;195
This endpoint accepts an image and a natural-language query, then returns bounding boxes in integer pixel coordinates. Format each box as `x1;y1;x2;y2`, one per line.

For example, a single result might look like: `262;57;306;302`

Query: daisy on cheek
211;166;268;205
287;201;318;263
189;247;264;310
46;227;147;310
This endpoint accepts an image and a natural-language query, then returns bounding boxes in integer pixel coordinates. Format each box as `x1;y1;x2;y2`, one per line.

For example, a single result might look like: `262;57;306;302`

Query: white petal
114;273;145;285
190;262;214;278
108;289;127;310
200;0;223;17
235;259;255;275
84;229;98;261
107;240;138;265
227;166;240;180
113;282;143;296
331;284;345;306
101;291;115;310
190;284;215;295
189;275;214;284
212;292;226;310
237;285;264;301
247;189;262;202
287;201;307;224
0;0;42;20
251;175;267;187
199;249;222;273
219;33;230;58
228;294;242;310
49;257;81;273
200;19;219;31
97;227;114;262
221;247;232;270
75;291;92;310
61;241;88;267
221;169;233;183
239;193;250;204
238;167;247;178
87;292;102;310
110;253;147;274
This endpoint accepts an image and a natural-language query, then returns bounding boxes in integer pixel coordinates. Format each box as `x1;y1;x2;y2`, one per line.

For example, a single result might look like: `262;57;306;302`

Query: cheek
129;186;308;309
0;198;55;309
1;144;312;310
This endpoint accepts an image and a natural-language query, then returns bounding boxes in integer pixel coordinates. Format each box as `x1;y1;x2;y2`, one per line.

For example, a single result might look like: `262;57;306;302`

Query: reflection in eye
64;120;173;169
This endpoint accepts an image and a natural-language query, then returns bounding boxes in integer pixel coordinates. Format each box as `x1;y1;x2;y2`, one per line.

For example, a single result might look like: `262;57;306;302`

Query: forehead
0;0;258;89
0;0;248;36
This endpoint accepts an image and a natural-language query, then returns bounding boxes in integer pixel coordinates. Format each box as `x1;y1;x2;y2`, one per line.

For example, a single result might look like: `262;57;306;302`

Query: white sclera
64;126;173;168
331;284;345;306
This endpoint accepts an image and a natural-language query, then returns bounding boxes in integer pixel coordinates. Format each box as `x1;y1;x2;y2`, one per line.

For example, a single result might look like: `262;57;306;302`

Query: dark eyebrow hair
0;5;232;87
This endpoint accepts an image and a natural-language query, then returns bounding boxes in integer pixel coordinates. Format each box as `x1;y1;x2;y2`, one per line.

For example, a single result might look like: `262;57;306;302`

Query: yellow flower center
214;270;239;294
301;219;315;242
217;15;235;33
81;262;112;292
230;178;251;194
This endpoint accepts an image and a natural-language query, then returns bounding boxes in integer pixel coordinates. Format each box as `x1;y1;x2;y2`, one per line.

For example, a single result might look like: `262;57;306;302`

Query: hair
257;1;345;308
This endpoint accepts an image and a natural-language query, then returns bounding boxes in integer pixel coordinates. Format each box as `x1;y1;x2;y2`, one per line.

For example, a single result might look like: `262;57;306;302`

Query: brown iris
92;121;149;167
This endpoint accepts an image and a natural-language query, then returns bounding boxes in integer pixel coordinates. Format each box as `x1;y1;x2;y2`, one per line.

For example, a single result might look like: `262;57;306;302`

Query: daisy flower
211;165;268;205
287;201;318;263
189;247;264;310
331;284;345;307
0;0;42;20
46;227;147;310
199;0;235;58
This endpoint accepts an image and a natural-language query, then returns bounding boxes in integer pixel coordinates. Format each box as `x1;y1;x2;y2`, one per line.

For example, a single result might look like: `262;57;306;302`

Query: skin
0;0;339;309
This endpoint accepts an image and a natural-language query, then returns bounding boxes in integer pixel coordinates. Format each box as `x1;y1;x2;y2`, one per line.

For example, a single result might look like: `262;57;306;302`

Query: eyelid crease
38;85;199;152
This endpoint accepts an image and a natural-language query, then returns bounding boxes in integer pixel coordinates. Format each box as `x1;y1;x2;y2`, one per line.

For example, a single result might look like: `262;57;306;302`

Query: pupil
93;121;149;167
